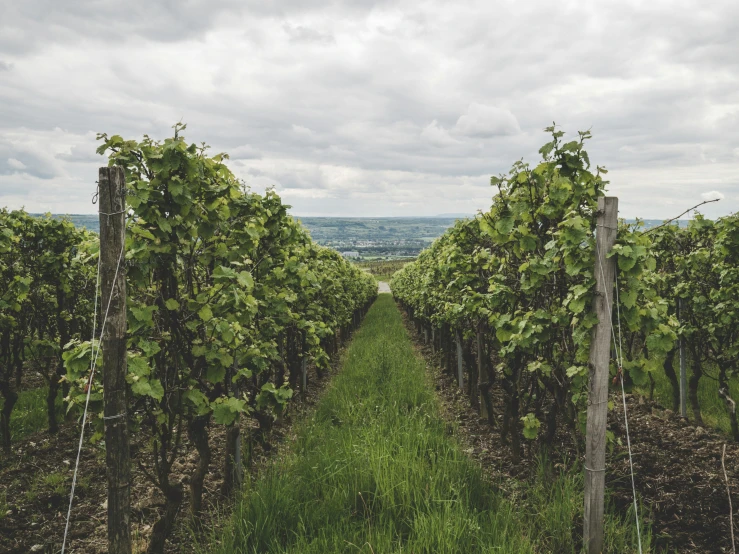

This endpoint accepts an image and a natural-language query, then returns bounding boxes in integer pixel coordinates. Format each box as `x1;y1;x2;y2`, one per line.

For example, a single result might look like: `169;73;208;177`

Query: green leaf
618;255;637;272
569;296;586;314
620;289;637;309
629;366;647;386
495;216;515;236
496;327;513;343
566;365;586;378
131;377;164;400
521;413;541;440
206;365;226;384
198;305;213;322
165;298;180;310
212;397;247;425
192;345;207;357
127;355;151;377
237;271;254;289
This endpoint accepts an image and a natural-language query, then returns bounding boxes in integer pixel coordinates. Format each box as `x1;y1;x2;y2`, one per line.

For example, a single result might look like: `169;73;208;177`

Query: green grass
0;386;62;444
641;363;739;434
205;295;648;553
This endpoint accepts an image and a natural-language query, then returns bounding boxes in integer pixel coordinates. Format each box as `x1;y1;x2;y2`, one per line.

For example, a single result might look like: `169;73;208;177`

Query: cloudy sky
1;0;737;218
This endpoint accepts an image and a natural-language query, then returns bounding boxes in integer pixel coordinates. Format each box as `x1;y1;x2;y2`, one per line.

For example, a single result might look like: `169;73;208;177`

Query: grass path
207;294;645;553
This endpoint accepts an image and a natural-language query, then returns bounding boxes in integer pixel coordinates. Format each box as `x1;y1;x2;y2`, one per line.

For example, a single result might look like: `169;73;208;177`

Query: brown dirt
0;348;346;554
400;311;739;554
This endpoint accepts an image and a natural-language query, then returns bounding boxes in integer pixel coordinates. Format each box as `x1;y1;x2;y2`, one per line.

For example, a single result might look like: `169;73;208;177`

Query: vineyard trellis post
455;330;464;390
678;298;688;418
301;330;308;395
476;323;488;419
583;196;618;554
99;166;132;554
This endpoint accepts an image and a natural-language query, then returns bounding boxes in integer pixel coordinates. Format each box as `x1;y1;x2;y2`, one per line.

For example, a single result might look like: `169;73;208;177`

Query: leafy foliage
59;123;376;551
392;126;676;457
650;213;739;438
0;210;95;450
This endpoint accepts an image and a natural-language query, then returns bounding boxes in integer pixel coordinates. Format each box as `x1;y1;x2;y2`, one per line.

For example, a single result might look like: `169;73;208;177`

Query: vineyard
0;124;737;553
0;125;376;553
354;259;412;281
391;127;739;551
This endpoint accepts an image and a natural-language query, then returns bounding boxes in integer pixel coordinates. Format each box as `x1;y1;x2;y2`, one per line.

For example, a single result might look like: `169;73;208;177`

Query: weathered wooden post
455;329;465;390
301;331;308;395
223;358;243;497
477;323;488;419
99;166;132;554
584;196;618;554
678;298;687;418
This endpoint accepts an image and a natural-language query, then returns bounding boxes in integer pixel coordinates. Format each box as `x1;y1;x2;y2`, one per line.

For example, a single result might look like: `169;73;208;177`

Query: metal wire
61;242;124;554
595;242;643;554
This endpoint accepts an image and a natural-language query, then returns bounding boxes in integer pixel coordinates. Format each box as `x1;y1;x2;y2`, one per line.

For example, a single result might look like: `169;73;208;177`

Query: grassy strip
206;295;647;553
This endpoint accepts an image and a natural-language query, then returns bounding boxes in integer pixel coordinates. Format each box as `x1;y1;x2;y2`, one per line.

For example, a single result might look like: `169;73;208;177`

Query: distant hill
38;214;689;260
432;213;472;218
31;213;100;232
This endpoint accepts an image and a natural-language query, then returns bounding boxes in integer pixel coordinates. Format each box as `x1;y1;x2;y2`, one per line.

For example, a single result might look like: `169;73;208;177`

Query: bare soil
400;312;739;554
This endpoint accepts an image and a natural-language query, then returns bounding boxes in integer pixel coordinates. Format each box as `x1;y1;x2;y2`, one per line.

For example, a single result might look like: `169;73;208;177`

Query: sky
0;0;738;219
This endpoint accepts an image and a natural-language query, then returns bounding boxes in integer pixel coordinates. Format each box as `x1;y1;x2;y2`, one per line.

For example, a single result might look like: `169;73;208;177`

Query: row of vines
0;124;377;553
391;126;739;462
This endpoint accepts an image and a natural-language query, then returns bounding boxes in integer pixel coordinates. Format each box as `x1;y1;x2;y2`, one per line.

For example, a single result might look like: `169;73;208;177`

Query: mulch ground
400;311;738;554
0;344;348;554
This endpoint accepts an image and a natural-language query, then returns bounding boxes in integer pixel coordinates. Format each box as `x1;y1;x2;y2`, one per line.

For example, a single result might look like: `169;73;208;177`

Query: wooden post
98;166;131;554
583;196;618;554
678;299;687;418
431;327;436;354
455;330;464;390
477;325;488;419
300;331;308;395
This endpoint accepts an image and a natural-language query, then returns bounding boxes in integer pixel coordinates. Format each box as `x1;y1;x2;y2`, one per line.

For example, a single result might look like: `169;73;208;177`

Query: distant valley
40;213;685;260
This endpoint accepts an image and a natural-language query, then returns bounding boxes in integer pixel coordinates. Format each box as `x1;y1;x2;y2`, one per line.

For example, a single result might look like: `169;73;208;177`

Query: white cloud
7;158;26;170
454;104;521;138
420;120;460;147
701;190;725;201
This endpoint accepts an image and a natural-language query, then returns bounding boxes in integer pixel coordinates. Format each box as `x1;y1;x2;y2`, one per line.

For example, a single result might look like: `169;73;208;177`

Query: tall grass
205;294;648;553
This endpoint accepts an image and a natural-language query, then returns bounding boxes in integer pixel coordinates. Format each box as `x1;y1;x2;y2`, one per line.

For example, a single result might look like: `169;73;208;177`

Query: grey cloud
283;24;334;44
0;0;391;55
55;144;101;163
1;0;738;218
227;145;262;160
0;61;12;71
0;143;57;179
1;0;244;54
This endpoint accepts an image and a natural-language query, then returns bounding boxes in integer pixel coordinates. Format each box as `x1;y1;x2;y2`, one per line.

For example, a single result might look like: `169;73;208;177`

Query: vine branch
642;199;721;235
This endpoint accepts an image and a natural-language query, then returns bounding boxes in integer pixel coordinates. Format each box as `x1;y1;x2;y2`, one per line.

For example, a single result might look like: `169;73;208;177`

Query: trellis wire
595;240;643;554
614;269;643;554
61;241;124;554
